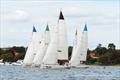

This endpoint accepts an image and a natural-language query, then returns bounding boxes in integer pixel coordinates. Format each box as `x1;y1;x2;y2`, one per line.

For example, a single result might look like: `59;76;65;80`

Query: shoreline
86;64;120;67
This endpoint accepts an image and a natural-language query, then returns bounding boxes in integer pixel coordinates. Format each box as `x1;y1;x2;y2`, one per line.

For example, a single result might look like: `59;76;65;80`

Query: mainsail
23;26;39;66
57;11;68;60
32;25;50;66
79;24;88;61
42;26;58;65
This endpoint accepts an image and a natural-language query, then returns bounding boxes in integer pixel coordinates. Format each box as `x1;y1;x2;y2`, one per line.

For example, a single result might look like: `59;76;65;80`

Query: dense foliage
0;43;120;65
0;46;25;62
86;43;120;65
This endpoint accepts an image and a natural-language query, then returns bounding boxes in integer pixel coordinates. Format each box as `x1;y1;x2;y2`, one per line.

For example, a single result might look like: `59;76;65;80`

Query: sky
0;0;120;49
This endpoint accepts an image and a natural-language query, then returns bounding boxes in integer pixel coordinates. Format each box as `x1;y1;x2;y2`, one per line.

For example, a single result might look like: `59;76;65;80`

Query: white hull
40;64;88;69
69;64;89;68
0;63;4;65
12;62;22;66
12;60;23;66
40;64;70;69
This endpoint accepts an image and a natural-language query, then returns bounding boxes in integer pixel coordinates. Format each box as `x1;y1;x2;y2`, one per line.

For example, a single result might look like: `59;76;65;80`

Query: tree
0;46;26;62
0;53;14;62
108;43;116;50
95;46;107;56
98;50;120;65
11;46;26;53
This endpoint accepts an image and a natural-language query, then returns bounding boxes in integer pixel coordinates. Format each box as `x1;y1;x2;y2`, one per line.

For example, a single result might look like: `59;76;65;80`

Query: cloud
63;5;119;18
0;0;119;48
1;10;30;22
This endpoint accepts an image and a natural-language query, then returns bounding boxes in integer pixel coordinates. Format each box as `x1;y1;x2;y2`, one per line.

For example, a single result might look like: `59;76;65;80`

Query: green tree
0;46;26;62
95;46;107;56
108;43;116;50
98;50;120;65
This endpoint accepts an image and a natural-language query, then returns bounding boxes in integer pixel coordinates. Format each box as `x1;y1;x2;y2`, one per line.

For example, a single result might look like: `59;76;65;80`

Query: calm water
0;65;120;80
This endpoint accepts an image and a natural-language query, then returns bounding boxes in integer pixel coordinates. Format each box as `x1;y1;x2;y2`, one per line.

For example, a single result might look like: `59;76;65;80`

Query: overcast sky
0;0;120;49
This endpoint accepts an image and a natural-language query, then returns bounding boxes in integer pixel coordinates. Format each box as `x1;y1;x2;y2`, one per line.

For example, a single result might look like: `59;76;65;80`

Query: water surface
0;65;120;80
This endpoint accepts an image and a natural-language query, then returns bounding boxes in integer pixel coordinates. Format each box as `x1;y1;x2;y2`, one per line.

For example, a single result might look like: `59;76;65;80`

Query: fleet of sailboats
23;11;88;68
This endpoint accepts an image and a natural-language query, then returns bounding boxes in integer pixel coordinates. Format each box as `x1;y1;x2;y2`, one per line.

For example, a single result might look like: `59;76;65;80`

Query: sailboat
32;24;50;67
57;11;68;65
79;24;88;62
23;26;39;66
69;30;78;66
42;25;58;68
69;24;88;68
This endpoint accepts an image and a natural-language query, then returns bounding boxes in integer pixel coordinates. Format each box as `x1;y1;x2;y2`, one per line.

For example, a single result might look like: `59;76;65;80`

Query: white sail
23;26;39;66
57;11;68;60
79;24;88;61
32;31;39;54
32;25;50;66
42;26;58;65
69;24;88;66
69;30;78;66
32;40;46;66
44;24;50;46
23;42;34;66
